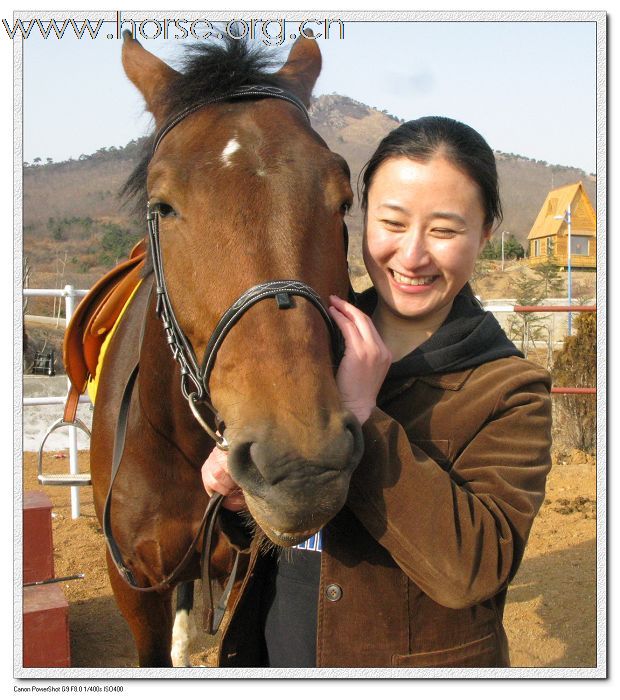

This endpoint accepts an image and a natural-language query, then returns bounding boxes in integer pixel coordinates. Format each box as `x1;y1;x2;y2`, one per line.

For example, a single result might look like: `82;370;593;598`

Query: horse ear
275;32;322;107
121;30;179;123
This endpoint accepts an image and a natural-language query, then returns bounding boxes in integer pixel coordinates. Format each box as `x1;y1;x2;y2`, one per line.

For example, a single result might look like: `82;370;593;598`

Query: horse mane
120;36;293;215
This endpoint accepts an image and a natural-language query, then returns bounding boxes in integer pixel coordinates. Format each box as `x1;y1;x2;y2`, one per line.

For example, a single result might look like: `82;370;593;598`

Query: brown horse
90;32;364;667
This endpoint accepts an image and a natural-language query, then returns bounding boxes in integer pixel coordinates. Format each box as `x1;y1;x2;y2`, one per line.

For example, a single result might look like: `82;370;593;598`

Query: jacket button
325;584;342;602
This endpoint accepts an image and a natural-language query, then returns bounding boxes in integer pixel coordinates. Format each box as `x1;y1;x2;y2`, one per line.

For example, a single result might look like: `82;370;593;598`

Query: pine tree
532;257;565;298
507;271;548;357
480;238;501;260
99;223;141;267
504;234;525;260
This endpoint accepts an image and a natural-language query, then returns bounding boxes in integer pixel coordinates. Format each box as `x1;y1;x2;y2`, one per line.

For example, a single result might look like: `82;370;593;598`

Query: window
547;237;554;256
534;239;541;256
570;236;589;256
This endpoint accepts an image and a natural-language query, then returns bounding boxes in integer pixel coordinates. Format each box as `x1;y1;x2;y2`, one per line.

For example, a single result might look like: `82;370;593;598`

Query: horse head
121;33;364;547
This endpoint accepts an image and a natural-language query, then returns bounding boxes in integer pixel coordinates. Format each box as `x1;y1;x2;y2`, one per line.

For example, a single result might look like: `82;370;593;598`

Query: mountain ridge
23;92;596;288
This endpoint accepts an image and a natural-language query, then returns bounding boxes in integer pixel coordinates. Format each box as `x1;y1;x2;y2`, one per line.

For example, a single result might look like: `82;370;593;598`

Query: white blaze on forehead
221;137;241;167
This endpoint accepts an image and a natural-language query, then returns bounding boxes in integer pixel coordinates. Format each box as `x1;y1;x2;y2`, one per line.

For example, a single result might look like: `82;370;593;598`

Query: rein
102;84;344;635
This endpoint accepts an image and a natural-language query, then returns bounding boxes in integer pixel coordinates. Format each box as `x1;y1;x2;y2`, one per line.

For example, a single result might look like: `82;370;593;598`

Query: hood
356;286;522;381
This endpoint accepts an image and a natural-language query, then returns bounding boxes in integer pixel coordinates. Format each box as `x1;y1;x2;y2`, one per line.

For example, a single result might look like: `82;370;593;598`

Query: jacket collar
378;367;475;406
417;367;476;390
356;286;521;388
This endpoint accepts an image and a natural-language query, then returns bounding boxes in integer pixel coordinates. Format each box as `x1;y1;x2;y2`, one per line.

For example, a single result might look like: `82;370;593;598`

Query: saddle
62;239;147;422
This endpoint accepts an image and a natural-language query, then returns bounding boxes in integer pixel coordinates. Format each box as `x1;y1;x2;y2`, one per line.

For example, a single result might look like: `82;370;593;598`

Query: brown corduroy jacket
216;355;552;668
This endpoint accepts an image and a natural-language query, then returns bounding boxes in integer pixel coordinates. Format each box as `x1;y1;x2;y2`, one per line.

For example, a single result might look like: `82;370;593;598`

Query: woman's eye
431;228;457;237
153;202;177;218
381;219;405;230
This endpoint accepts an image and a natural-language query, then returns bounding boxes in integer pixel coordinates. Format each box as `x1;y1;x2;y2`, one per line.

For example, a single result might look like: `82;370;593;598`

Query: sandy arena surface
21;451;597;669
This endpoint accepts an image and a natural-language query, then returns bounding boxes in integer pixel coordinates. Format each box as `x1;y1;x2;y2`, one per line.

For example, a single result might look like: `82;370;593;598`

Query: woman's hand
328;294;392;425
201;447;246;512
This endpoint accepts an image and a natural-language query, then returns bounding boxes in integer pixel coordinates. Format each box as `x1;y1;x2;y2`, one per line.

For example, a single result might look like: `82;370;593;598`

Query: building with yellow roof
527;181;596;269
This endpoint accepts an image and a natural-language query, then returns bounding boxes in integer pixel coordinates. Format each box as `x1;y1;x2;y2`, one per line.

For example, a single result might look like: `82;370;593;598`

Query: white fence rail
24;396;90;406
23;285;90;519
23;287;587;519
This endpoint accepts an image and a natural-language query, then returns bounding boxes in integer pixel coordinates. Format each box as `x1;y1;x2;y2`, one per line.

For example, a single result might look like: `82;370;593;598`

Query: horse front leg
105;549;175;668
171;581;197;667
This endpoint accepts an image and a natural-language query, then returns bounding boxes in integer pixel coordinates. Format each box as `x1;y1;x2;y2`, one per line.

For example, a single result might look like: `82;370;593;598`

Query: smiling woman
204;115;553;669
364;156;490;358
360;117;501;358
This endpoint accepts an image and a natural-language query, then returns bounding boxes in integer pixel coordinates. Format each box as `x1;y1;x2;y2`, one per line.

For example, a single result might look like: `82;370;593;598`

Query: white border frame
12;8;606;681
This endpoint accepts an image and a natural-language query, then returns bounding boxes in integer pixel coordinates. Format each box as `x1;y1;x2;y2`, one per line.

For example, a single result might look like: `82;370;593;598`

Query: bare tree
53;251;68;324
23;256;31;314
470;258;493;297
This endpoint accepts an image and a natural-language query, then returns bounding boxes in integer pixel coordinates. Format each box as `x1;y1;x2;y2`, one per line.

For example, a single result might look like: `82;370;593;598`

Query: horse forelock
120;36;300;218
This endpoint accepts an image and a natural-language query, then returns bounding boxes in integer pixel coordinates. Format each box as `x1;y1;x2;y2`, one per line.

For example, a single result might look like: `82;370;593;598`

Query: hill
23;93;596;294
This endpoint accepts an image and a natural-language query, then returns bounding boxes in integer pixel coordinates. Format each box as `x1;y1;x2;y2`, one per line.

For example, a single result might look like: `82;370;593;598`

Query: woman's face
363;155;491;325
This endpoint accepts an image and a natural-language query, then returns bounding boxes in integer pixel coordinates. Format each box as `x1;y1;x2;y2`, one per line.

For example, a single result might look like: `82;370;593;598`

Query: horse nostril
228;439;280;490
343;413;364;469
233;440;252;466
227;440;257;483
249;441;269;480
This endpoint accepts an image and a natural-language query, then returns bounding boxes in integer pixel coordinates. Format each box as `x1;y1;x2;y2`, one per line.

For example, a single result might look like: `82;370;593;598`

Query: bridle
148;220;344;451
103;84;349;633
147;83;345;450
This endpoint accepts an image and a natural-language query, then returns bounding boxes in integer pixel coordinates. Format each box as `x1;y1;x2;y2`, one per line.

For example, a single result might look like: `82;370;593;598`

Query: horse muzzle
225;411;364;545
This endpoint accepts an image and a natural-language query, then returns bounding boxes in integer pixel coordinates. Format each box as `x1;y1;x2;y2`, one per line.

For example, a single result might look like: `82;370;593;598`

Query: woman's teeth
392;270;436;286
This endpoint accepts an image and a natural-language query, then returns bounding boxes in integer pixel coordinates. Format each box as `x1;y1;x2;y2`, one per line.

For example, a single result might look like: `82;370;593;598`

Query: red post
513;305;596;313
551;387;596;394
23;491;54;585
23;491;71;667
23;585;71;667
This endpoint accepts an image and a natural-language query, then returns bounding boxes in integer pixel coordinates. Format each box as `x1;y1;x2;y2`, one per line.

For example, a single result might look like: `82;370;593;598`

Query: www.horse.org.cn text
1;14;346;45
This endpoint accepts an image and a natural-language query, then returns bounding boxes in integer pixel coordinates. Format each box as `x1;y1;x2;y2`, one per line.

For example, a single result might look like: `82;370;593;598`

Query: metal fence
23;285;90;518
484;303;597;395
22;291;596;518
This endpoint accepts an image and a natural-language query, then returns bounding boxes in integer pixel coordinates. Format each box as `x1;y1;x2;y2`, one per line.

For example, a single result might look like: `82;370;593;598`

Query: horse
89;31;364;667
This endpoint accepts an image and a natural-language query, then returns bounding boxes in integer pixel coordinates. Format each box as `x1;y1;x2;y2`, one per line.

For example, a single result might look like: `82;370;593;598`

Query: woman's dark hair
360;116;503;229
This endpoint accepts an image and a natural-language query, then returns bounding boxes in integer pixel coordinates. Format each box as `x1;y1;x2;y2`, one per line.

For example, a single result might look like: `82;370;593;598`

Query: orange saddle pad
63;239;147;398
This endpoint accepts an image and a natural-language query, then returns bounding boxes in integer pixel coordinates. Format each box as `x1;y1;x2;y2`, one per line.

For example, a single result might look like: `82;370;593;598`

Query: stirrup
37;417;92;487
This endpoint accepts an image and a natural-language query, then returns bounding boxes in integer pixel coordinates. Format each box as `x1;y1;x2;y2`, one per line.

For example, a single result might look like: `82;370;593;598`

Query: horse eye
341;201;352;215
153;202;177;218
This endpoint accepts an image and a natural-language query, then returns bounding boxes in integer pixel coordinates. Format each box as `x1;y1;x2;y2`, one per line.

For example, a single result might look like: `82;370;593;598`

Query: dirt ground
21;451;598;669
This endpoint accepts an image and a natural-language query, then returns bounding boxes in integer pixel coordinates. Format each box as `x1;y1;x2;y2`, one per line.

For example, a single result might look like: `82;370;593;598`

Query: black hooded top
357;286;522;380
261;286;522;668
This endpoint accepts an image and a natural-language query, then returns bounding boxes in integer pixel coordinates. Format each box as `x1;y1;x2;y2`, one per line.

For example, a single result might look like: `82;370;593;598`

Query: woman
201;116;552;668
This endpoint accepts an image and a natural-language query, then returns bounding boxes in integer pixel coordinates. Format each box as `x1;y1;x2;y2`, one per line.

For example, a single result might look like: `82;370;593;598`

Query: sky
19;17;597;173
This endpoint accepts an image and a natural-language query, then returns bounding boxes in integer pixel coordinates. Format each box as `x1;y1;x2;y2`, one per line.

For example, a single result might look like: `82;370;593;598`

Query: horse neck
137;282;215;467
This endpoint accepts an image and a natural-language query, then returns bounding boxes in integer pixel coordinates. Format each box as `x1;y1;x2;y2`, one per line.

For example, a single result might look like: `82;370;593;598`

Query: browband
152;84;310;156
